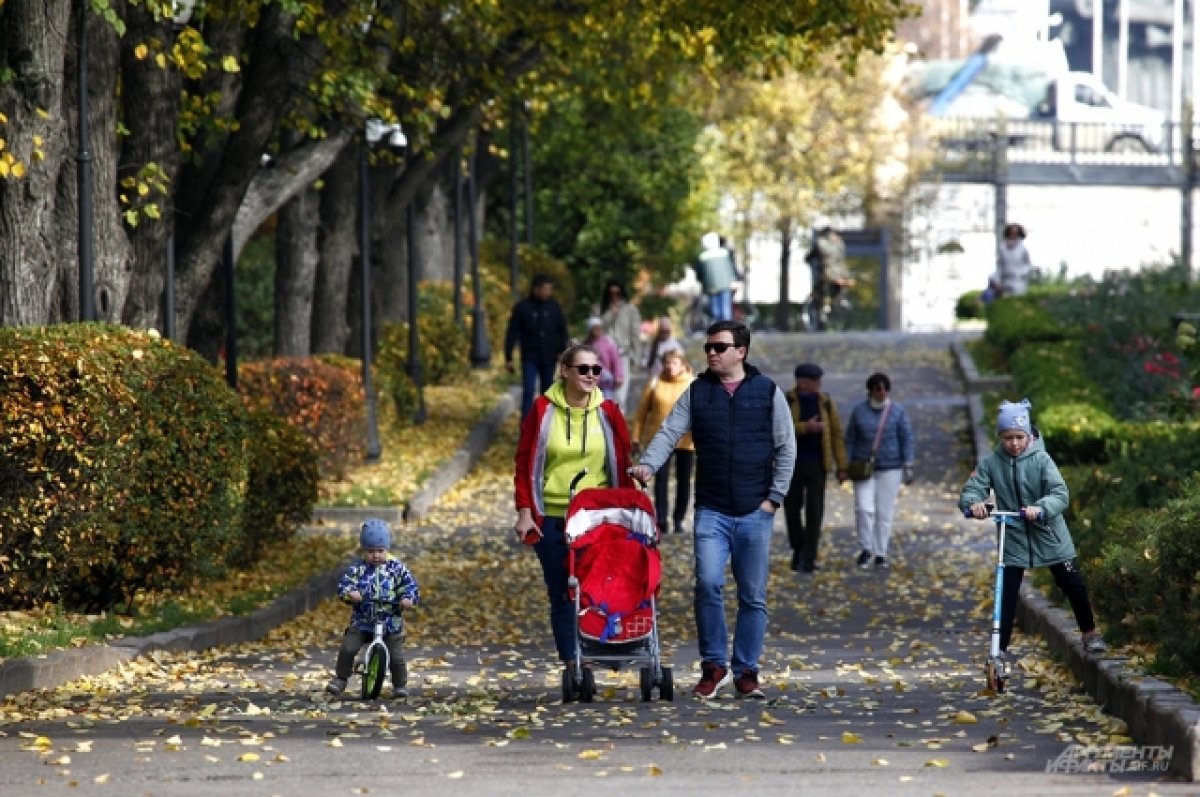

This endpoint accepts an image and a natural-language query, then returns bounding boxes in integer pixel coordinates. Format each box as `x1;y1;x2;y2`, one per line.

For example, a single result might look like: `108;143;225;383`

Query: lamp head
365;119;407;151
172;0;197;25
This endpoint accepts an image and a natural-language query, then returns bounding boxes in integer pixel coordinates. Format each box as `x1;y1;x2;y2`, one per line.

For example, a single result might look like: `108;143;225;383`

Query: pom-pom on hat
997;398;1032;434
360;518;392;549
793;363;824;380
586;316;604;330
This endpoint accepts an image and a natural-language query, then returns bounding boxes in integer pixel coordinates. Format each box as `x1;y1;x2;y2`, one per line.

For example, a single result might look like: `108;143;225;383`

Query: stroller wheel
639;667;653;702
659;666;674;702
579;668;596;703
561;668;576;703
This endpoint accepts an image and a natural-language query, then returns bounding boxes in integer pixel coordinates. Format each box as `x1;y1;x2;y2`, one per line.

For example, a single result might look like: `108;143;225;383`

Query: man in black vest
631;320;796;700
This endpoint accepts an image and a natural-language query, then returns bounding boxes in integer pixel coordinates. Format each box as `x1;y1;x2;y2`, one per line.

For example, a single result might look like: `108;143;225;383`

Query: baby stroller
562;486;674;703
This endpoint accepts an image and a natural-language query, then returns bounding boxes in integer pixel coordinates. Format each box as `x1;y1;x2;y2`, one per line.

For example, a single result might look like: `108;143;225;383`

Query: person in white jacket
993;223;1032;298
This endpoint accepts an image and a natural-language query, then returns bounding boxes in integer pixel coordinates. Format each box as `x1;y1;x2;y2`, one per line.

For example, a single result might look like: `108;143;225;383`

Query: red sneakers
692;662;732;699
734;670;765;699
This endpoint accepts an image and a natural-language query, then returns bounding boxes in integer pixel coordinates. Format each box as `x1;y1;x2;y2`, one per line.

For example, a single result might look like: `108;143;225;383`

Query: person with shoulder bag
844;372;914;571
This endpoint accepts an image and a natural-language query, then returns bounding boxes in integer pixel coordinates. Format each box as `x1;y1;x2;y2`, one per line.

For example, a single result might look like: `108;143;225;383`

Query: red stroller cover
564;488;660;643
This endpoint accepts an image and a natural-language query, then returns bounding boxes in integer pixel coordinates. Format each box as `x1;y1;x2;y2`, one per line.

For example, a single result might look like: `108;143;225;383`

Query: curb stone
0;384;521;702
951;341;1200;781
0;566;342;701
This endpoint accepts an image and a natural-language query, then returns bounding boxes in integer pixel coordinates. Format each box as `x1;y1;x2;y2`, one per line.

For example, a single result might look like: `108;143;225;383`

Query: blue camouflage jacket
337;556;420;636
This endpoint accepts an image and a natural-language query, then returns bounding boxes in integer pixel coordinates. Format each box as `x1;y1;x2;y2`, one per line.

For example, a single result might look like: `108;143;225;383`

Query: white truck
1027;71;1167;153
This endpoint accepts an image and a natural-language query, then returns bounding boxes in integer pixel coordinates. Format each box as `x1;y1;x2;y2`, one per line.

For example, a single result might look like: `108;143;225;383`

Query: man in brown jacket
784;363;848;572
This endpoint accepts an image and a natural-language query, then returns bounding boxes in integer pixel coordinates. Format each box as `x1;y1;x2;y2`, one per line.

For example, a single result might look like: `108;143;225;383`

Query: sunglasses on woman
703;342;736;354
571;364;603;376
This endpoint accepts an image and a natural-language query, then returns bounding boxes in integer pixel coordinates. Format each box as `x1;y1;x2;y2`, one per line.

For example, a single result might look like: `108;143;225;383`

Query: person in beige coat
784;363;848;572
631;349;695;534
599;278;643;413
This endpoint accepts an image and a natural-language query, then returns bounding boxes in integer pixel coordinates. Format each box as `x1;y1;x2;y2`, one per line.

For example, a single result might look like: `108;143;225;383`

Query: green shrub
0;324;249;612
1090;481;1200;675
984;295;1076;356
238;409;320;564
956;290;985;320
238;357;365;480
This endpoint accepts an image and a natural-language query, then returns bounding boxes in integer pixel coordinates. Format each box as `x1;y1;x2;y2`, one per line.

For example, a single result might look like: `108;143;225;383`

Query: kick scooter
965;504;1021;693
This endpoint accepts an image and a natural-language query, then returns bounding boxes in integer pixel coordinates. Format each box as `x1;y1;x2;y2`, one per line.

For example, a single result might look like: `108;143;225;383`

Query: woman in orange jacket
630;349;695;534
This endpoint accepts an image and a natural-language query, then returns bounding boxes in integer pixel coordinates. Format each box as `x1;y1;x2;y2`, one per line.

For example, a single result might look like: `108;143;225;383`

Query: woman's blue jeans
532;516;575;661
692;506;775;676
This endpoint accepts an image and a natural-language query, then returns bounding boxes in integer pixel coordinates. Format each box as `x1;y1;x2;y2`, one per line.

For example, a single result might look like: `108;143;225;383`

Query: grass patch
0;535;350;662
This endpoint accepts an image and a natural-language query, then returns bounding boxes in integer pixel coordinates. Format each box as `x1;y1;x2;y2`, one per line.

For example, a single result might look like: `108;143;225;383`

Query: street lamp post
467;143;491;368
162;0;195;341
405;145;427;425
358;143;382;462
222;237;237;388
358;119;408;457
523;111;533;245
508;98;520;298
76;0;95;322
452;148;464;326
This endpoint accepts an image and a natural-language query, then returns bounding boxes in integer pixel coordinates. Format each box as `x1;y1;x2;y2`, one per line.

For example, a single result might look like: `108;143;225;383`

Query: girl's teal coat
958;432;1077;567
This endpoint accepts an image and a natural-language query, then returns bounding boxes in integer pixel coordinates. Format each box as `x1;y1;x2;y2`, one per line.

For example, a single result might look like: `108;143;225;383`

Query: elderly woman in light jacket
844;372;914;570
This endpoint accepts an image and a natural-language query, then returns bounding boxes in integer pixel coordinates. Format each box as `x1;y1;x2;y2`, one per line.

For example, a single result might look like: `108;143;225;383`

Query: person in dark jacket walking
630;320;796;701
505;274;570;417
959;399;1107;657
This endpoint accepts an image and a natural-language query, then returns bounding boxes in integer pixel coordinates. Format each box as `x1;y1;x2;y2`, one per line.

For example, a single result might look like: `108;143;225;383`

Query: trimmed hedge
239;409;320;564
238;357;365;480
1007;341;1114;465
0;324;249;611
1089;482;1200;673
984;295;1076;356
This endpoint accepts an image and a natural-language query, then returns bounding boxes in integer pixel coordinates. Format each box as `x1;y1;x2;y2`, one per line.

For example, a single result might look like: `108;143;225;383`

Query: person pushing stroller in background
958;399;1106;661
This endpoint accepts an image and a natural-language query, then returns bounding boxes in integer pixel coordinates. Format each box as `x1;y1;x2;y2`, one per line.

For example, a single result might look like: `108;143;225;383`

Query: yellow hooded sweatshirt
541;380;611;517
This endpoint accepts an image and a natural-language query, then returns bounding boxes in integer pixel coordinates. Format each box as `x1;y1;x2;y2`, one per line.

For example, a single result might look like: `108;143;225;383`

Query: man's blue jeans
707;290;733;323
521;360;558;418
692;505;775;676
532;516;575;661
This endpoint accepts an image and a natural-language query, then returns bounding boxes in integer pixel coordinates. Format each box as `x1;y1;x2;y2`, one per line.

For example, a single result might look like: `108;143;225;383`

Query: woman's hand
514;508;541;544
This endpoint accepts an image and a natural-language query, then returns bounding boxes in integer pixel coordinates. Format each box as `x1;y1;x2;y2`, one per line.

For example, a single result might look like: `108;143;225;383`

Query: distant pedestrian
630;320;796;700
513;343;635;679
993;222;1032;298
505;274;570;418
630;349;696;535
599;278;643;413
326;519;419;700
642;317;685;378
805;226;851;331
959;399;1107;656
584;316;624;401
695;232;738;323
783;363;848;573
844;372;914;570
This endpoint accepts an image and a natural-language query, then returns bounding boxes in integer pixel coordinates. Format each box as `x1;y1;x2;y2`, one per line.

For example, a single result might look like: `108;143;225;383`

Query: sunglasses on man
703;342;738;354
571;364;604;376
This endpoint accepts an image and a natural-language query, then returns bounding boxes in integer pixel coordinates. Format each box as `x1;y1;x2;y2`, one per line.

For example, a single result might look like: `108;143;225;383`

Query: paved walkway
0;332;1193;796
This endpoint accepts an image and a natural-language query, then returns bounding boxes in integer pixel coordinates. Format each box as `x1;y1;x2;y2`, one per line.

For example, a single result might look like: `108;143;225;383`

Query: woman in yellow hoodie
631;349;695;534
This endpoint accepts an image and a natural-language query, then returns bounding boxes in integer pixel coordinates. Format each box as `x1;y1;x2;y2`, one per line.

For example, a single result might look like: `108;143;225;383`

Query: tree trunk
312;145;358;355
776;222;793;332
274;183;320;356
118;5;187;331
0;0;72;325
